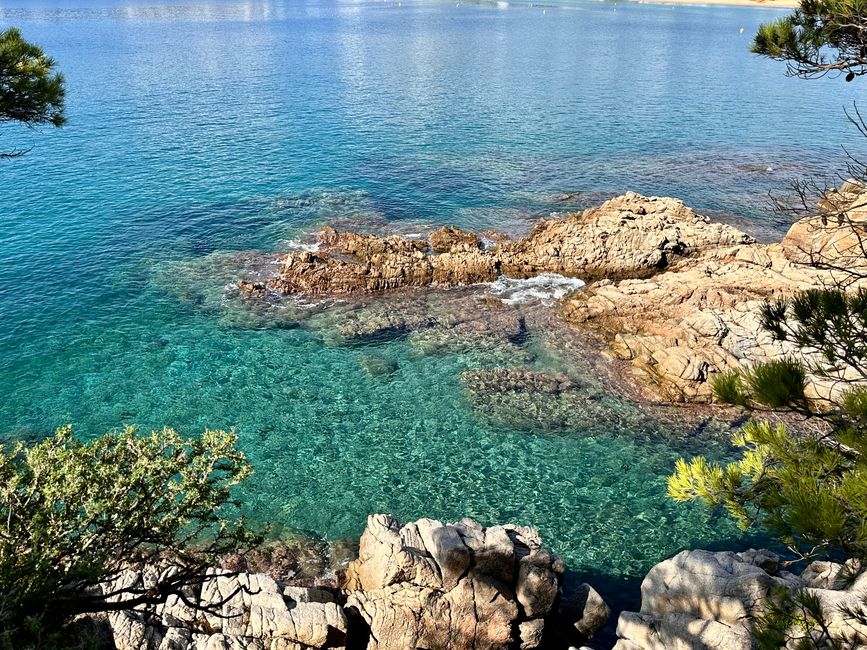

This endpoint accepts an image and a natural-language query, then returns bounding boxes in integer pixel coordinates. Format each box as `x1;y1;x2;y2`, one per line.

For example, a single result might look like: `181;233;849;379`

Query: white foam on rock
283;239;321;253
486;273;585;306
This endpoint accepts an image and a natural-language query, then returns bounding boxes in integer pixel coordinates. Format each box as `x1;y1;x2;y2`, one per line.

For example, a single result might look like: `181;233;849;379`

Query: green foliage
752;0;867;79
763;289;867;380
745;358;808;410
672;287;867;647
710;359;807;410
711;370;749;407
0;27;65;158
668;419;867;558
0;426;261;639
752;588;846;650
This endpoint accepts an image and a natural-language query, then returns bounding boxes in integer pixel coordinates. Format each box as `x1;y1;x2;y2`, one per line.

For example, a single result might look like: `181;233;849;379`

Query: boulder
342;514;592;650
428;226;482;253
498;192;753;281
555;581;611;644
611;548;867;650
613;549;803;650
781;181;867;273
101;569;347;650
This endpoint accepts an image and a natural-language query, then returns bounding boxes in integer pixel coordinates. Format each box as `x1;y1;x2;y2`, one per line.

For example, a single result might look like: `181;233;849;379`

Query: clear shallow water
0;0;858;616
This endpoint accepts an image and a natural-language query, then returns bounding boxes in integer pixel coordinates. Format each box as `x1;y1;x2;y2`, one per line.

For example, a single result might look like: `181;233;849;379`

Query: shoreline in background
630;0;798;8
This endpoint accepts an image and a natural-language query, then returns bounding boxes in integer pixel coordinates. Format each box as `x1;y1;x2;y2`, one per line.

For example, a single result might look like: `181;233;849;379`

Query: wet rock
237;280;268;298
306;296;438;346
460;367;634;432
358;353;399;378
428;226;482;253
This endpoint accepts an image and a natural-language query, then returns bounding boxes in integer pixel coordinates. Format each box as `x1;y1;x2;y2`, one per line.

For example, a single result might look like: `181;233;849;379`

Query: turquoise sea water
1;0;864;619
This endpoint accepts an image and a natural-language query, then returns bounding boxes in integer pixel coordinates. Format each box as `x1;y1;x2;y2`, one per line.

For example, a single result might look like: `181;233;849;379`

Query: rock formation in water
563;181;867;403
97;515;609;650
613;548;867;650
235;184;867;405
238;192;751;299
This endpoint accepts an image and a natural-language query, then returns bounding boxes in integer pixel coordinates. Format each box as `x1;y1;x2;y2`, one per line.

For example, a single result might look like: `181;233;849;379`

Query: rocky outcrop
98;515;608;650
781;179;867;273
238;193;752;301
613;549;867;650
230;187;867;403
428;226;483;253
102;569;348;650
342;514;606;650
560;244;817;402
498;193;752;281
562;186;867;403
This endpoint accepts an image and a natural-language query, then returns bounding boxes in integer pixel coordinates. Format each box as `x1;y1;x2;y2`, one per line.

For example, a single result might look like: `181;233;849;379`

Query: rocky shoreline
126;186;867;649
97;514;867;650
232;186;867;406
98;515;611;650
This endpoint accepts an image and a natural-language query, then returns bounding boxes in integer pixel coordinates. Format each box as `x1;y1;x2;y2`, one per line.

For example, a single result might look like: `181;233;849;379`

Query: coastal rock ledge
613;548;867;650
239;192;752;298
98;515;609;650
235;184;867;403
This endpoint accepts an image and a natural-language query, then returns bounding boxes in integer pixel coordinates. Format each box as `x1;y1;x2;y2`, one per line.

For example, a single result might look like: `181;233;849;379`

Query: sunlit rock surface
166;189;867;407
613;549;867;650
99;515;608;650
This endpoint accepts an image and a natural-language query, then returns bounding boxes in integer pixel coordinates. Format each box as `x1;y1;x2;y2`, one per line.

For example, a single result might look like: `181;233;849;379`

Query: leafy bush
0;426;261;641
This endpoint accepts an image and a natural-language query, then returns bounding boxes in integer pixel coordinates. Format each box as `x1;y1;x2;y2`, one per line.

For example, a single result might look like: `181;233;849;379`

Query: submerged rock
460;367;647;433
358;353;399;378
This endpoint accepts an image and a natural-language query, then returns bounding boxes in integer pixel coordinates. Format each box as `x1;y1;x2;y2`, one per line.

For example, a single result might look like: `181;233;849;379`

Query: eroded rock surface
498;193;752;281
342;514;606;650
102;569;347;650
98;515;608;650
238;193;751;301
562;184;867;403
613;549;867;650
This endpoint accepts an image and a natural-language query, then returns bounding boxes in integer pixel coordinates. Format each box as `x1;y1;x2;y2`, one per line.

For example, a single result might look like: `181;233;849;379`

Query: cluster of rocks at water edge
228;185;867;406
95;515;610;650
90;514;867;650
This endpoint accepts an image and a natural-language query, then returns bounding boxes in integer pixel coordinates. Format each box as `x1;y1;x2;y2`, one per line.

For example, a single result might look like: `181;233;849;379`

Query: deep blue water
0;0;863;616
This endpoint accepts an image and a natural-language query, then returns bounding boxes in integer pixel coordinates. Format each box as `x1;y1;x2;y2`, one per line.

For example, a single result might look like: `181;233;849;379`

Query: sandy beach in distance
635;0;797;8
